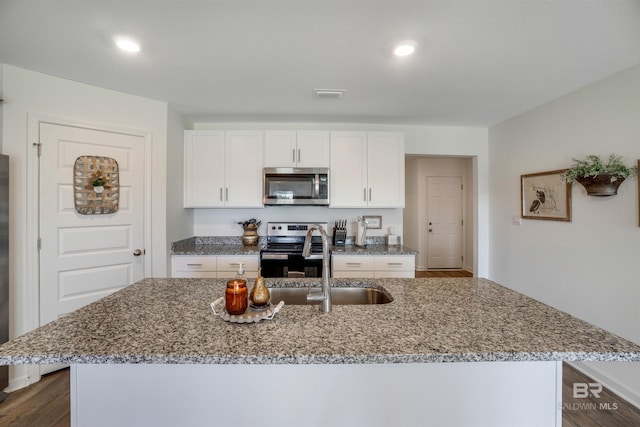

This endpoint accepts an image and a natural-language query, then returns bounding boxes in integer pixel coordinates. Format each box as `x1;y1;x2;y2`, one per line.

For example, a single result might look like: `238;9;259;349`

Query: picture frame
521;169;571;222
363;215;382;229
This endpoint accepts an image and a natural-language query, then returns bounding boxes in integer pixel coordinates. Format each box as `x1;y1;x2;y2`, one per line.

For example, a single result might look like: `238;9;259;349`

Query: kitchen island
1;277;639;426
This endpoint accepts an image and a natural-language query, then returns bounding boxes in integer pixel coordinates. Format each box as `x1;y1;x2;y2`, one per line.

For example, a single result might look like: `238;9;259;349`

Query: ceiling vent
313;89;347;99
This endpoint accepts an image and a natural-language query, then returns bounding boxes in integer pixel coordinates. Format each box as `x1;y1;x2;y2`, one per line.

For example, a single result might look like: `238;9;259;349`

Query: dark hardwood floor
0;368;69;427
415;269;473;278
0;357;638;426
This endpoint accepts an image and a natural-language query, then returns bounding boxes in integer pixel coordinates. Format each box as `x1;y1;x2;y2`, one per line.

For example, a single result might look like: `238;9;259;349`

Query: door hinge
33;142;42;157
461;183;463;190
461;219;463;226
461;255;464;262
37;237;42;250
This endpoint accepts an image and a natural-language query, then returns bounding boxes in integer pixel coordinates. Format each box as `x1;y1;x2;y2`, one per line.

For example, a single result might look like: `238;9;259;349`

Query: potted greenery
562;154;638;196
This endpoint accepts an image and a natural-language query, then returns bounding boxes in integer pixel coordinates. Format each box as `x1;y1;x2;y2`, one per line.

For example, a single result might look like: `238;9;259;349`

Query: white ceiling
1;0;639;127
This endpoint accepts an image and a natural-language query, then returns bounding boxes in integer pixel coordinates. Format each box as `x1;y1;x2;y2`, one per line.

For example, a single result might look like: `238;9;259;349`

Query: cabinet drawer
332;255;374;271
172;256;217;272
173;271;217;279
332;271;375;279
216;255;259;272
374;256;415;271
374;271;414;279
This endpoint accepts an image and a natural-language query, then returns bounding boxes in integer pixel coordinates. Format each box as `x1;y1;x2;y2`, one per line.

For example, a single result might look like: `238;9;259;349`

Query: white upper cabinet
330;131;404;208
264;130;330;168
184;130;264;208
366;132;405;208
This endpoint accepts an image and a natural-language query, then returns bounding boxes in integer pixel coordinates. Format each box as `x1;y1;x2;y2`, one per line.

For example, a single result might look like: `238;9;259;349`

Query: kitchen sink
268;286;393;305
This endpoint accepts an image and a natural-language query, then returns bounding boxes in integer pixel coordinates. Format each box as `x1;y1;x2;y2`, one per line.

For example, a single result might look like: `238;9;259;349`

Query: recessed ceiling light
394;40;416;57
114;36;141;53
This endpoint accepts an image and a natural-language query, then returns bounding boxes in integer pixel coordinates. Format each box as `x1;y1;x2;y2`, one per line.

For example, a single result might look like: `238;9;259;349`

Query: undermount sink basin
268;286;393;305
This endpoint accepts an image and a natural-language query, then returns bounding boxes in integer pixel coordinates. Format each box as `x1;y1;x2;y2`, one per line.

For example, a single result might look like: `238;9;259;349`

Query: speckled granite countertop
171;236;417;256
171;237;263;256
331;244;417;256
1;278;638;365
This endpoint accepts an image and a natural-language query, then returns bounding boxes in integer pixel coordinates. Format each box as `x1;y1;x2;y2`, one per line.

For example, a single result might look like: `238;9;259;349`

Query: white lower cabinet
172;255;259;279
332;254;415;278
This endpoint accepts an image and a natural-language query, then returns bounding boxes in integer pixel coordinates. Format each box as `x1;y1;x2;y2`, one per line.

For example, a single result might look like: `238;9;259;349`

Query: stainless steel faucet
302;224;331;313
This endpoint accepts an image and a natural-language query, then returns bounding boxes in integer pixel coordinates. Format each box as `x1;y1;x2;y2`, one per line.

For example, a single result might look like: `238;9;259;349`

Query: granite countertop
171;236;418;256
171;237;262;256
1;277;639;365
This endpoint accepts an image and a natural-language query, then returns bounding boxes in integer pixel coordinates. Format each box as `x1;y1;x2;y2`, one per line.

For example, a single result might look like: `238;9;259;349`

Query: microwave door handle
314;174;320;198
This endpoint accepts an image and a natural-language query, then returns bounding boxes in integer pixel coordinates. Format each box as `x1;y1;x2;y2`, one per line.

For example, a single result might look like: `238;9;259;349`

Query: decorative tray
210;298;285;323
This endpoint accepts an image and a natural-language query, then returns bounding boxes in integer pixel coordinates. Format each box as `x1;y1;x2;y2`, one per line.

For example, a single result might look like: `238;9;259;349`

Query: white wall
166;107;193;266
489;64;640;406
1;65;170;390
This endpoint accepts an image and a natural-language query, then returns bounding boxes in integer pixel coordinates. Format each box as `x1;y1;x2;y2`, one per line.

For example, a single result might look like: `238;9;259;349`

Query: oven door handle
260;253;290;260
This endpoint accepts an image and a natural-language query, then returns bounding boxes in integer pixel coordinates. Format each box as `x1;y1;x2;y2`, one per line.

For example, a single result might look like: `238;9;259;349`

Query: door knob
428;229;432;232
133;249;144;256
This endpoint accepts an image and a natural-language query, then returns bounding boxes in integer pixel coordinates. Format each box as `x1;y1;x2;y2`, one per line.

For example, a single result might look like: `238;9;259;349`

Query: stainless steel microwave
263;168;329;206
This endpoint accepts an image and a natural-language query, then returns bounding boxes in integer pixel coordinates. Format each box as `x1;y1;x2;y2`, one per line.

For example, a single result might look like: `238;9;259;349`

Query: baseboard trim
569;361;640;410
5;365;41;393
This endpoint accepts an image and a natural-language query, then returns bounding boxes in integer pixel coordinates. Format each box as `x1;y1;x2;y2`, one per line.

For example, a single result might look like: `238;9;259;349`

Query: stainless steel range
260;222;330;278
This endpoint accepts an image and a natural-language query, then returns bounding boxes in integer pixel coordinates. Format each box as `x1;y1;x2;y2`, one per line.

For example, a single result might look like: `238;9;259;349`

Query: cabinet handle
346;262;362;266
293;148;296;162
387;262;403;266
187;263;203;267
225;188;229;201
219;188;223;202
364;188;367;202
369;188;372;201
297;148;301;163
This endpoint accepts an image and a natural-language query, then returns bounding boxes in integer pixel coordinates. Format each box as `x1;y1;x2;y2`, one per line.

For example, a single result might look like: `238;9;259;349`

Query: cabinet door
367;132;405;208
296;131;330;167
184;131;225;207
329;131;368;208
264;131;297;168
224;131;264;207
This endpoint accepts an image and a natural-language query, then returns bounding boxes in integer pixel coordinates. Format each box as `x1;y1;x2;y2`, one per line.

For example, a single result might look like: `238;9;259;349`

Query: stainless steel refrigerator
0;154;8;401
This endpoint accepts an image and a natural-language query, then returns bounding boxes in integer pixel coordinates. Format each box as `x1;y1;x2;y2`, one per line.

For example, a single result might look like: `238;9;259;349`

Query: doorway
404;156;473;273
35;121;148;374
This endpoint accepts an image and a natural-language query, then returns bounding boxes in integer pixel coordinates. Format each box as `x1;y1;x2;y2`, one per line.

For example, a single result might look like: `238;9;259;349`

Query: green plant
562;154;638;183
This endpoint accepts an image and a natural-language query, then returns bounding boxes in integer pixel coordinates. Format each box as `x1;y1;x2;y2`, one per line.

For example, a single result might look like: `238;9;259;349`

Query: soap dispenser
249;268;270;310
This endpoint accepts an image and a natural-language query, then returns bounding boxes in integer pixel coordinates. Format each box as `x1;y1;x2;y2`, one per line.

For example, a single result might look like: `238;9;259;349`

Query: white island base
71;361;562;427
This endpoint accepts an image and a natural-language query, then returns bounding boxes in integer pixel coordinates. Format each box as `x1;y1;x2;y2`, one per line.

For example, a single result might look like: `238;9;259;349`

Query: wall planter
562;154;637;197
574;174;625;197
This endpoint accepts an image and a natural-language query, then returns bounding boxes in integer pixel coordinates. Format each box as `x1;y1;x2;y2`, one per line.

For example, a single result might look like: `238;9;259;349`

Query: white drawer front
332;271;375;279
217;255;259;272
332;255;375;271
374;270;415;278
172;256;217;272
172;271;217;278
374;255;415;272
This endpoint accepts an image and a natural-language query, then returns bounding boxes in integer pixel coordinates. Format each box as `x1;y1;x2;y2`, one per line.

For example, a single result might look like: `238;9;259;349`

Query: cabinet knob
133;249;144;256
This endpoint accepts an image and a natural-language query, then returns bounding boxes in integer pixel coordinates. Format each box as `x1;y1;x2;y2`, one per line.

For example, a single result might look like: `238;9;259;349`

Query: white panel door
427;176;463;269
39;123;145;327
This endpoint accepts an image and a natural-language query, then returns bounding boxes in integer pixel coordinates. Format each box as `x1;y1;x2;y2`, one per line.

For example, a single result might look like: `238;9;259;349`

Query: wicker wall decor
73;155;120;215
